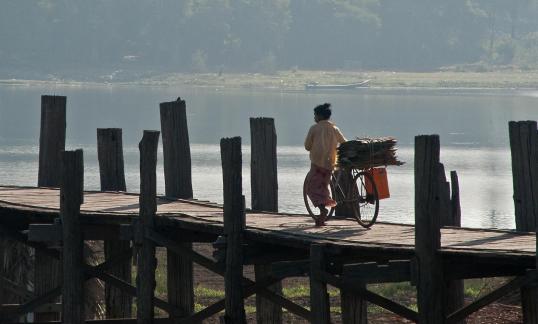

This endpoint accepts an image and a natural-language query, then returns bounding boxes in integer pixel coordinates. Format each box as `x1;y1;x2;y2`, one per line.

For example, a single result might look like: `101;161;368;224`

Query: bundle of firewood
337;137;404;169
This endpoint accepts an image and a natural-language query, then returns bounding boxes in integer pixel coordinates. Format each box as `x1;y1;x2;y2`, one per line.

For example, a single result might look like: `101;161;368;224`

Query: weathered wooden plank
136;131;160;324
97;128;132;319
221;137;246;324
310;244;330;324
160;99;194;322
61;149;85;324
415;135;445;323
35;95;65;322
250;117;283;324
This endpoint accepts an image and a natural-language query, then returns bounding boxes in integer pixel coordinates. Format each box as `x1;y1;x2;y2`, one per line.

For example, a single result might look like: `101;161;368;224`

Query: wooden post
509;121;538;324
341;289;367;324
97;128;132;318
97;128;127;192
160;100;194;322
0;238;5;320
136;131;160;324
38;95;66;187
440;168;465;324
334;173;366;322
35;95;65;321
221;137;246;324
310;244;331;324
415;135;445;323
250;117;277;211
250;117;283;324
450;171;462;227
61;149;84;324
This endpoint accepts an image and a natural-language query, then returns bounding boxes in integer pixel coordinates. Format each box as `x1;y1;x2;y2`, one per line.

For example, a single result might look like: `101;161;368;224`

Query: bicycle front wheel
303;173;335;221
350;171;379;228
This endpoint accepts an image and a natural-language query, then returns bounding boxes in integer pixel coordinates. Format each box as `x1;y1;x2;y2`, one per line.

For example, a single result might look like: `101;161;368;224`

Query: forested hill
1;0;538;79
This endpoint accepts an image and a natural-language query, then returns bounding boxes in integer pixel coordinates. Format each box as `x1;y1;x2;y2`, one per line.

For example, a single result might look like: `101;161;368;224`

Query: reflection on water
1;85;538;230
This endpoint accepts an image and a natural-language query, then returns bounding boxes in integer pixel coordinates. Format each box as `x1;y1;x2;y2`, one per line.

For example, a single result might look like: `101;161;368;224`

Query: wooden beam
443;261;527;280
0;287;61;319
97;128;132;319
415;135;445;323
244;245;306;265
28;223;127;241
1;302;62;314
27;318;173;324
221;137;246;324
0;277;34;300
250;117;281;324
160;99;194;322
322;272;418;322
87;269;176;315
0;225;60;260
136;130;160;324
146;228;311;320
1;242;133;319
343;260;411;284
180;276;286;324
447;273;536;323
146;229;223;274
270;260;310;278
61;149;85;324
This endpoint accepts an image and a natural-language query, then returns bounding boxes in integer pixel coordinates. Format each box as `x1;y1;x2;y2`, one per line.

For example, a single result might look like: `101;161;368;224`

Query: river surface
1;84;538;229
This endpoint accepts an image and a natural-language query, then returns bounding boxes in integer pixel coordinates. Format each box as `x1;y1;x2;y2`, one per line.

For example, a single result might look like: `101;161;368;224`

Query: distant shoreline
1;70;538;90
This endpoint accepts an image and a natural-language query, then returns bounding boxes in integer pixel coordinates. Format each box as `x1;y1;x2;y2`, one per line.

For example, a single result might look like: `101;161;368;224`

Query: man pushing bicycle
304;103;346;226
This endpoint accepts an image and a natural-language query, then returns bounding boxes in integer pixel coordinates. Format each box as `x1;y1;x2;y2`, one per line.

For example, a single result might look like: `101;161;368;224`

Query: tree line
1;0;537;76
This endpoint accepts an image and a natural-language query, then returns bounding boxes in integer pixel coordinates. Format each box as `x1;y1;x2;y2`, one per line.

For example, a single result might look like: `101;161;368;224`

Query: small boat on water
305;79;370;90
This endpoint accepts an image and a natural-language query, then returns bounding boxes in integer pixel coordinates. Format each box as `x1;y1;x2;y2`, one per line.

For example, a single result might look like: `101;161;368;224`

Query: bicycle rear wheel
303;173;335;221
350;171;379;228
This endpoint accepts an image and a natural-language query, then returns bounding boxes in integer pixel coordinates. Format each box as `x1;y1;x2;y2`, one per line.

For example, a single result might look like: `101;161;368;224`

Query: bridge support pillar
414;135;445;323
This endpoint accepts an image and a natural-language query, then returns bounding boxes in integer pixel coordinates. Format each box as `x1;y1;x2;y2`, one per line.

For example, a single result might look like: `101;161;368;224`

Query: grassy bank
2;70;538;90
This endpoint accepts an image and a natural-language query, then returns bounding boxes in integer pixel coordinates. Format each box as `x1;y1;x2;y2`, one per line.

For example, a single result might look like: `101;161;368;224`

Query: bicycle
303;167;379;228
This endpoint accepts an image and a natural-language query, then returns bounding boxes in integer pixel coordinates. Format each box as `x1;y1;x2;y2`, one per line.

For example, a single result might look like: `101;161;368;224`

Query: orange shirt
304;120;346;170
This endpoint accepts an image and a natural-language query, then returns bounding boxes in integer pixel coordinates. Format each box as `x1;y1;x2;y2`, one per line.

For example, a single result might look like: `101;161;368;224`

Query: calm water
1;85;538;229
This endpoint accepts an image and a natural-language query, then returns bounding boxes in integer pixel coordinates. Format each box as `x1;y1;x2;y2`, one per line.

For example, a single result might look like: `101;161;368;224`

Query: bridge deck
0;186;535;262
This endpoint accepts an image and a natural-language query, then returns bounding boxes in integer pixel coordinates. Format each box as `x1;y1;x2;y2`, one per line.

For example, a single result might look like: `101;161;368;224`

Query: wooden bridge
0;186;536;262
1;95;538;323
